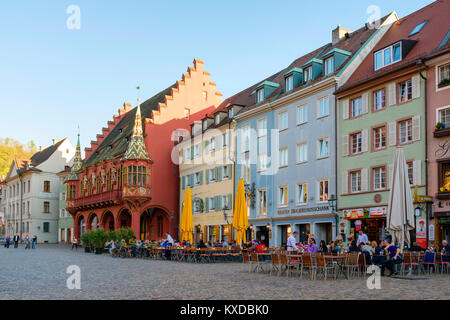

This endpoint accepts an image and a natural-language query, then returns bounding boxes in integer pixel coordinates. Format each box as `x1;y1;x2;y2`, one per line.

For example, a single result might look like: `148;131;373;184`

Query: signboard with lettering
343;209;364;219
429;225;435;241
416;217;426;249
369;207;386;217
291;206;330;214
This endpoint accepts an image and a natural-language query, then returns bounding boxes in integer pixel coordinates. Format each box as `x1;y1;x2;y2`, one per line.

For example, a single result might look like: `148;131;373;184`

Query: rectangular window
373;126;386;150
325;57;334;75
223;165;230;179
374;89;386;111
194;144;201;158
242;125;250;152
215;114;220;125
279;148;288;168
351;97;362;117
374;42;402;70
228;108;234;119
438;63;450;88
297;105;308;124
407;161;414;186
318;96;329;117
285;76;293;92
439;108;450;128
304;67;312;82
256;88;264;103
257;118;267;137
351;132;362;154
43;201;50;213
373;167;387;190
297;183;307;204
208;197;215;211
195;172;201;185
258;189;267;216
279;111;288;131
318;138;329;158
43;222;50;233
209;168;216;182
350;171;362;193
296;143;308;163
318;180;329;202
44;181;50;193
399;80;412;103
399;119;413;144
279;186;288;207
257;153;268;171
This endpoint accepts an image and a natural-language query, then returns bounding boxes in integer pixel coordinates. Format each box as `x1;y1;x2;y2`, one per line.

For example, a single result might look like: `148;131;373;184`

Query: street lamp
223;208;231;224
328;194;339;239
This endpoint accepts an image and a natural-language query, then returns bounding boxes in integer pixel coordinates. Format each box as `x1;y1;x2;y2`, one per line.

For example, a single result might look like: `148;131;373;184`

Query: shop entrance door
365;219;384;243
256;227;269;247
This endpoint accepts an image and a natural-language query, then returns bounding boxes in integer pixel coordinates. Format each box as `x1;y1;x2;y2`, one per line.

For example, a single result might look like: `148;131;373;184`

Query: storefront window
440;162;450;192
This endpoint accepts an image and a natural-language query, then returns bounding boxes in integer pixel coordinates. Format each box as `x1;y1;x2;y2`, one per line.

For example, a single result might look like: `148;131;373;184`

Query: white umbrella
387;147;415;250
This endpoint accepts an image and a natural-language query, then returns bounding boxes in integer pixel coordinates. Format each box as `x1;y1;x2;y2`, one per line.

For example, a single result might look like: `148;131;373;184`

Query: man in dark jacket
13;233;20;248
409;241;425;252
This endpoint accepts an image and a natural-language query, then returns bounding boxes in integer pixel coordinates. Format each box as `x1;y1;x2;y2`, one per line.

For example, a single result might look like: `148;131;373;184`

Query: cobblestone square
0;245;448;300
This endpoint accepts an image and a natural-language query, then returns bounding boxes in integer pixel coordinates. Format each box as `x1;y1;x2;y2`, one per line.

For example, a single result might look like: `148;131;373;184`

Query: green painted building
57;168;73;243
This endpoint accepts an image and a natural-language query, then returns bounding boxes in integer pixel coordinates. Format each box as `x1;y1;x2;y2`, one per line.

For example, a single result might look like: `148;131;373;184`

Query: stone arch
87;212;99;230
101;210;115;231
140;205;171;241
75;214;86;239
117;208;132;229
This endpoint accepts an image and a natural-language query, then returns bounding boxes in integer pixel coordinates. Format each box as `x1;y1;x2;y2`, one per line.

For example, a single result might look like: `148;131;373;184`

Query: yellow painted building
178;105;241;244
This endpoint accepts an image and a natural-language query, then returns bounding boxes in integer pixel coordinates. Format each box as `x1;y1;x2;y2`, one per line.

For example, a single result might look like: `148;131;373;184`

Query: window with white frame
229;107;234;118
257;118;267;137
242;154;250;182
221;195;230;209
304;67;312;82
208;197;215;211
256;88;264;103
242;125;250;152
407;161;414;185
222;132;230;147
374;42;402;70
351;97;362;117
399;80;412;103
279;111;288;131
439;107;450;128
279;148;288;167
351;132;362;154
258;189;267;216
215;114;221;125
318;96;329;117
210;137;216;152
297;105;308;124
373;126;386;150
318;138;329;158
325;57;334;75
208;168;216;182
222;165;230;179
195;172;202;185
296;143;308;163
285;75;294;92
438;63;450;88
399;119;413;144
203;120;208;131
374;89;386;111
350;171;362;193
373;167;386;190
279;186;288;207
297;183;307;205
318;179;328;202
194;144;201;158
257;153;268;171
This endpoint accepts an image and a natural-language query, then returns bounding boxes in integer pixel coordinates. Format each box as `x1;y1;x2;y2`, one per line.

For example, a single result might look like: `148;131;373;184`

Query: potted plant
92;228;108;254
80;231;92;253
436;122;445;130
438;78;450;88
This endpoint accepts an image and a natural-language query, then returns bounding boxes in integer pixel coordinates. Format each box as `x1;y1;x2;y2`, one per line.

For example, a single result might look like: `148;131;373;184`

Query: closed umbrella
387;147;415;250
232;179;248;246
180;188;194;243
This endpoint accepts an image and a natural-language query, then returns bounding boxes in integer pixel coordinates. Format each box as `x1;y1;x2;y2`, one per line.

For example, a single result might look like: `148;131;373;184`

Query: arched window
87;176;93;195
106;168;112;191
68;185;76;200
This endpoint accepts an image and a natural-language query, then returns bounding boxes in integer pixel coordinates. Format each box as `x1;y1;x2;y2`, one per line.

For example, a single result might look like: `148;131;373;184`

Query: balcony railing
67;189;123;211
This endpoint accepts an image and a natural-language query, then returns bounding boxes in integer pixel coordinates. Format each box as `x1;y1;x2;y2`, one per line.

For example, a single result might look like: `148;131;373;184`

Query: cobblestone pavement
0;245;448;300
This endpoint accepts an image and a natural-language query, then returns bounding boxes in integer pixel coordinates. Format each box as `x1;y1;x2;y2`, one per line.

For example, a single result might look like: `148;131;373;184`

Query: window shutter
190;147;194;159
182;176;186;190
362;129;369;153
228;164;232;180
388;82;396;106
342;135;349;157
342;172;349;195
388;122;397;146
412;116;421;141
215;196;220;212
217;135;223;150
342;99;349;120
189;174;194;187
228;193;232;210
412;75;420;99
205;140;209;153
205;169;209;184
361;168;368;192
413;160;421;186
362;93;369;114
199;171;203;185
389;164;394;188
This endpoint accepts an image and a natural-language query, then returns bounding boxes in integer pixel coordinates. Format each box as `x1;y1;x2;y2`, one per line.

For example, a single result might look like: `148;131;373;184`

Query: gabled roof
83;84;175;167
336;0;450;93
30;138;67;167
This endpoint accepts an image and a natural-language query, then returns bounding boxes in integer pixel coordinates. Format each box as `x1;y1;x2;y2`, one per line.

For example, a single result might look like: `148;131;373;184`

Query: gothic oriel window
126;165;150;186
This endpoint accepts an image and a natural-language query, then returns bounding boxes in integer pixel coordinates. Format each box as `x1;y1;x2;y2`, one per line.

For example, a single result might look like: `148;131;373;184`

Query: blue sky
0;0;434;153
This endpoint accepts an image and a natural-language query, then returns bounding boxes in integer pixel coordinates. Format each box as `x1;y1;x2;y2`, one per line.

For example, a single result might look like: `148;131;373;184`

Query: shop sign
438;217;450;224
429;225;435;241
290;206;330;214
369;207;386;217
416;217;426;249
277;209;290;215
343;208;364;219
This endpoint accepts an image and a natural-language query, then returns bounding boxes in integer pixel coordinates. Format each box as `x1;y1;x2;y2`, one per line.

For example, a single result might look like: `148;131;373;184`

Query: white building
2;138;75;243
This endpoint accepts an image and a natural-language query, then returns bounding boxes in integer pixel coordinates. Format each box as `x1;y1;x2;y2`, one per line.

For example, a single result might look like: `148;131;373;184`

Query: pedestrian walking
5;236;10;248
13;233;20;248
24;234;31;249
72;238;78;250
32;235;37;249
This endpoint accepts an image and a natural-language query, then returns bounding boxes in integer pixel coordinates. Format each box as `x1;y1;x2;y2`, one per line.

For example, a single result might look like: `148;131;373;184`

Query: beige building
178;104;242;244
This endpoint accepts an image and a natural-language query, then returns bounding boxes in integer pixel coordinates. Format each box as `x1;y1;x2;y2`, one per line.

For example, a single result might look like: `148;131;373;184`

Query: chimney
332;25;353;45
52;138;61;145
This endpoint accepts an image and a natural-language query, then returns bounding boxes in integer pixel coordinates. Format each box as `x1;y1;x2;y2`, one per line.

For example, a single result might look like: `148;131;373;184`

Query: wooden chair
300;253;316;280
251;253;264;273
242;252;253;272
270;253;280;276
279;254;291;277
421;252;436;274
315;255;335;280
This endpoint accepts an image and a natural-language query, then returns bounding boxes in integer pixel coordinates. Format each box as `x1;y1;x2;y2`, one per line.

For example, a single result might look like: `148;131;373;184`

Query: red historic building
66;59;222;241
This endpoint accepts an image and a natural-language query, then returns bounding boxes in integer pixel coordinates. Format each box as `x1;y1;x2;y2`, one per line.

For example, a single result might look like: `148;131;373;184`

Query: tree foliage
0;137;38;177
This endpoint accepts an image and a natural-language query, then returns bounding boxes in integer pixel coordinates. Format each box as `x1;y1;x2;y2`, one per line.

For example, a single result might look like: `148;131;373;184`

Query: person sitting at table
331;241;342;254
348;240;360;252
296;242;305;253
318;240;328;253
255;241;266;253
231;240;240;250
223;240;229;248
184;240;192;248
384;240;402;276
197;239;207;249
426;241;437;253
409;241;426;252
439;240;449;254
129;237;137;257
306;238;318;253
108;240;117;254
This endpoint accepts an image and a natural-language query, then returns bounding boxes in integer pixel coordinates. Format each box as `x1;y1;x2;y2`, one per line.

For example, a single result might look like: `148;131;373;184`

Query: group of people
3;234;37;249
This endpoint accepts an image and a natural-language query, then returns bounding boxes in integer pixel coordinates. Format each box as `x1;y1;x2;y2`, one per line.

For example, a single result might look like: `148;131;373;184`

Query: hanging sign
369;207;386;217
416;217;426;249
343;208;364;219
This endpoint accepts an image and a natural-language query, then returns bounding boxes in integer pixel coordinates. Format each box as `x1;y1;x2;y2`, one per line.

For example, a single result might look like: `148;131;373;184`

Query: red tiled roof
337;0;450;93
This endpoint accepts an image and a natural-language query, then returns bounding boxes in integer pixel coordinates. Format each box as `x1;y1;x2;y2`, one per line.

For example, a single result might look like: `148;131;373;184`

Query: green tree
0;137;38;177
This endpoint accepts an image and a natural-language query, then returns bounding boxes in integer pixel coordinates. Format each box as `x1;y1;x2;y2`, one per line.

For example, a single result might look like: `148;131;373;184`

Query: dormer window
304;67;312;82
215;114;221;125
285;75;294;92
228;107;234;119
256;88;264;103
374;42;402;70
325;57;334;75
203;120;208;131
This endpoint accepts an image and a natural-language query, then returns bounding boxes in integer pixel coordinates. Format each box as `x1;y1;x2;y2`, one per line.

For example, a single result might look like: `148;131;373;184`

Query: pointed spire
122;95;152;162
67;128;83;181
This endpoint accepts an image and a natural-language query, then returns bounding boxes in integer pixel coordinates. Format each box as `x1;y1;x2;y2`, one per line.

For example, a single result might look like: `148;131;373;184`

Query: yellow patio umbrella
232;179;248;246
180;188;194;243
